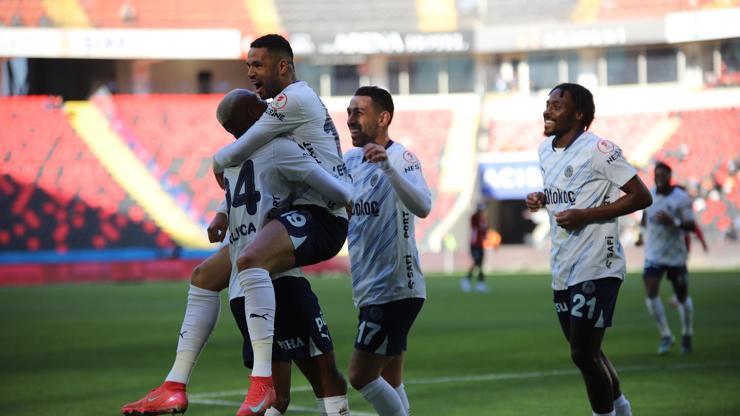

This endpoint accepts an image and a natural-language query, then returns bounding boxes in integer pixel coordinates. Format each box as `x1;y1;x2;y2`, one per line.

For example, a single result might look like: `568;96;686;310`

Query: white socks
593;411;615;416
645;297;672;337
166;284;220;384
264;408;283;416
238;268;275;377
395;383;410;415
677;296;694;336
316;395;350;415
359;378;406;416
614;394;632;416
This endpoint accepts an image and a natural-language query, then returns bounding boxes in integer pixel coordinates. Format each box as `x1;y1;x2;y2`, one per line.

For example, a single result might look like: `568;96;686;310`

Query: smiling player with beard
526;83;652;416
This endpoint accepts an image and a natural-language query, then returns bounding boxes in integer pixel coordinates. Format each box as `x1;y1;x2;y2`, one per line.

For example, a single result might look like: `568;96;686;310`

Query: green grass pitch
1;270;739;415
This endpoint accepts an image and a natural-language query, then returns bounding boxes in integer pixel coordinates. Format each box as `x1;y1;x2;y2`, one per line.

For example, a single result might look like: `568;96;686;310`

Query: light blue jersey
344;141;429;308
644;187;695;267
538;132;638;290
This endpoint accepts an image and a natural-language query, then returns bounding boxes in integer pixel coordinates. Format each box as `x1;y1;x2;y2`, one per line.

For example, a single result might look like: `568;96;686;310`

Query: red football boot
236;376;276;416
121;381;188;415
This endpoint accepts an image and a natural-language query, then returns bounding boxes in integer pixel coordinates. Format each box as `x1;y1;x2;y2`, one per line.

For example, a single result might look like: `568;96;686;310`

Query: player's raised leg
121;244;231;416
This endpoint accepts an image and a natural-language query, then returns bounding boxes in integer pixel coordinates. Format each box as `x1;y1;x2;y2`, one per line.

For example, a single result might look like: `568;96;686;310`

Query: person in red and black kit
461;203;489;293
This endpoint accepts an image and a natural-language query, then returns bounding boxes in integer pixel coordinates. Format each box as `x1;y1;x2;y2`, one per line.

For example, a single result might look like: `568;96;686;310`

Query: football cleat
460;278;471;293
236;376;276;416
121;382;188;416
475;281;489;293
681;335;693;354
657;335;675;355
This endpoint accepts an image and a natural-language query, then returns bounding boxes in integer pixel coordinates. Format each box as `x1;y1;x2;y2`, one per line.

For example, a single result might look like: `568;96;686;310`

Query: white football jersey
344;141;429;308
214;81;350;218
537;131;638;290
644;187;694;266
225;137;326;300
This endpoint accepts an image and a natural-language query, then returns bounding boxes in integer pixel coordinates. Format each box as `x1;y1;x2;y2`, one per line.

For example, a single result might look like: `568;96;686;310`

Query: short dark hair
250;34;294;62
550;83;595;130
655;161;672;175
354;86;394;123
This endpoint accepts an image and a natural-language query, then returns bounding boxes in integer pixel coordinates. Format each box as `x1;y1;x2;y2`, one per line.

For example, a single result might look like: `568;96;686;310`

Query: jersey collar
551;130;585;152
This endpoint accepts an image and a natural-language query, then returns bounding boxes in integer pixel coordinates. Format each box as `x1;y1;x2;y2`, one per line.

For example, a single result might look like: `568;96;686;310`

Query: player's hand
526;192;545;212
363;143;388;164
654;210;675;226
207;212;228;243
555;209;588;231
214;170;225;190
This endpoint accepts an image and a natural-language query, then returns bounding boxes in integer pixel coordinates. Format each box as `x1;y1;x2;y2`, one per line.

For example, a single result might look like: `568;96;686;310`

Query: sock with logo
166;284;220;384
358;378;406;416
677;296;694;336
613;394;632;416
592;411;615;416
645;297;672;337
316;395;350;416
238;268;275;377
394;383;410;415
264;408;283;416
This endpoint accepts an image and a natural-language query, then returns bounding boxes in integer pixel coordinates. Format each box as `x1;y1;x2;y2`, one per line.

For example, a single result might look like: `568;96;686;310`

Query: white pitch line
190;361;740;414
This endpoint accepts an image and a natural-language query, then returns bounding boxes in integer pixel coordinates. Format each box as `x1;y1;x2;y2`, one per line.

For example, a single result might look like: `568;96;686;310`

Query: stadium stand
595;0;718;21
103;94;226;225
484;0;577;24
0;0;47;26
273;0;418;34
80;0;254;29
0;96;174;252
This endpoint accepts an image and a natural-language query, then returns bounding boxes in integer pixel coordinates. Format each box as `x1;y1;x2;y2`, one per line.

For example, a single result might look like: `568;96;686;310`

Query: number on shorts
357;321;381;345
281;211;307;228
571;294;597;319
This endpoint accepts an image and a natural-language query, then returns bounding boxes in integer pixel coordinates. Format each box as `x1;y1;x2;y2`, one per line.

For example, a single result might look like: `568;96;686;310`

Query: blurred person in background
461;202;489;293
636;161;697;354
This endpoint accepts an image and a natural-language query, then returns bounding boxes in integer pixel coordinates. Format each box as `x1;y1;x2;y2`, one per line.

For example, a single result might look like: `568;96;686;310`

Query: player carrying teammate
344;86;431;416
211;34;351;414
121;89;351;416
526;83;651;416
636;161;697;354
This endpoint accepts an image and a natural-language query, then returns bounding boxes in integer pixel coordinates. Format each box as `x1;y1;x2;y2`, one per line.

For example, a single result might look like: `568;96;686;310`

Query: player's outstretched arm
213;121;277;172
304;166;353;207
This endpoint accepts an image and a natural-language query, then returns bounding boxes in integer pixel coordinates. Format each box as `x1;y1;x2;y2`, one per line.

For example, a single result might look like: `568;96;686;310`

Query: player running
636;161;697;354
211;34;351;413
344;86;431;416
121;89;351;416
526;83;651;416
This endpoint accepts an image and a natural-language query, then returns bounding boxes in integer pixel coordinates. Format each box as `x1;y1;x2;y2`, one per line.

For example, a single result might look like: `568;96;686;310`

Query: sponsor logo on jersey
405;255;415;289
267;106;285;121
404;163;420;173
402;211;411;238
605;235;615;268
564;165;573;178
544;188;576;205
597;139;615;154
353;199;380;217
276;337;305;350
300;141;321;163
605;148;623;165
370;174;379;186
229;222;257;243
271;93;288;110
